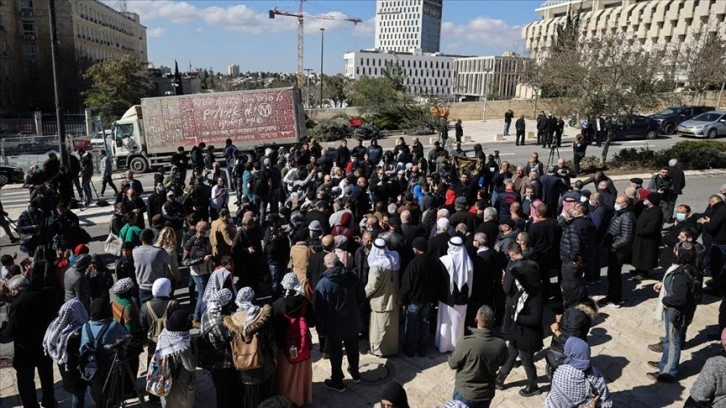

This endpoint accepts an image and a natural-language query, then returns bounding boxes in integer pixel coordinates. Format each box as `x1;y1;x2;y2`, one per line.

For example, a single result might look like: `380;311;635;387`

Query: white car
91;130;111;149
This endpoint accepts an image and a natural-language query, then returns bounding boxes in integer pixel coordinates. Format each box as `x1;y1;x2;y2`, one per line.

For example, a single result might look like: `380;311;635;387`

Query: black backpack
79;322;112;381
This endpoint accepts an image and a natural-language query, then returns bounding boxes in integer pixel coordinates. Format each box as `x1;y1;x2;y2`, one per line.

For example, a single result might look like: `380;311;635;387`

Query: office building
0;0;147;112
523;0;726;59
452;53;526;101
375;0;443;53
344;49;456;96
227;64;240;77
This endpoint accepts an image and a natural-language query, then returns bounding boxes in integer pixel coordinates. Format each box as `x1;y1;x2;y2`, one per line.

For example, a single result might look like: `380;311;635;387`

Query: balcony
19;34;37;41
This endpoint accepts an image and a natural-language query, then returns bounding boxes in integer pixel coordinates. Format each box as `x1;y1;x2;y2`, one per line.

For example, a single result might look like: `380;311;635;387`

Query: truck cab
112;105;149;172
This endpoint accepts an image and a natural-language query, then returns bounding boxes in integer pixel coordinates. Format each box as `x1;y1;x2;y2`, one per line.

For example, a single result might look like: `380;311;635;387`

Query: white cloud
352;19;375;38
195;27;203;33
442;17;524;53
124;1;365;36
147;27;166;38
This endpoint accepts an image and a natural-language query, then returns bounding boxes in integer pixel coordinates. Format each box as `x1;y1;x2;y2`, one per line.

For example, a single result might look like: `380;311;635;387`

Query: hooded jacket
64;254;92;311
314;266;365;340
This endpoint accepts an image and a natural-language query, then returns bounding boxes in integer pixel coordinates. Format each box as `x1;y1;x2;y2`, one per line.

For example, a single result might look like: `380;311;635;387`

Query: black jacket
662;264;697;326
528;218;562;269
502;258;543;350
632;205;663;270
704;201;726;245
450;210;478;233
604;209;635;252
515;117;525;132
400;254;440;304
668;166;686;195
314;266;365;340
0;286;59;368
560;216;596;263
146;192;164;226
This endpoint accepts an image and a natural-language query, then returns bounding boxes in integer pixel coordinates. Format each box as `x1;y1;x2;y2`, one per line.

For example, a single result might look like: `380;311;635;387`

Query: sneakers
324;379;346;393
646;372;676;383
647;361;660;369
347;368;361;384
519;386;541;397
648;342;664;353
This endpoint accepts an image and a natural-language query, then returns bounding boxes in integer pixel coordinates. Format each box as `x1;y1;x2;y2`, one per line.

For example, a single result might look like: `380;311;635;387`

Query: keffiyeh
207;288;233;313
440;236;474;297
43;299;89;365
112;277;134;295
281;272;303;296
202;267;237;304
156;309;192;358
236;287;260;324
367;238;401;271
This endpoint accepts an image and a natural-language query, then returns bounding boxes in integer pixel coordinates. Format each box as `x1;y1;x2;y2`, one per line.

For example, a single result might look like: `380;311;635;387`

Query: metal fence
0;112;88;136
0;134;96;169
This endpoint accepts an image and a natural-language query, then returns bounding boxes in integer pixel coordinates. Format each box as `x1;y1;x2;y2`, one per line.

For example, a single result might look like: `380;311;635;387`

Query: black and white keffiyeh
236;287;260;324
156;328;191;358
43;299;89;365
112;277;134;295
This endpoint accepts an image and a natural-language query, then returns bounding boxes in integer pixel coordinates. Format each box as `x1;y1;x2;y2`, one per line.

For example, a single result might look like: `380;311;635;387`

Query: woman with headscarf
157;308;197;408
333;235;353;268
110;278;144;381
139;277;178;399
199;288;241;408
273;273;315;406
201;255;238;313
365;238;401;356
332;212;355;240
224;287;276;408
43;299;89;408
545;337;612;408
435;235;474;353
380;381;410;408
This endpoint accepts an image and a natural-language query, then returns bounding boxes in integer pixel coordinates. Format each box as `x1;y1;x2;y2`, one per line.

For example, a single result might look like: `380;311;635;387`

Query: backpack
79;322;112;381
147;301;173;343
282;302;311;363
230;330;264;371
146;350;174;397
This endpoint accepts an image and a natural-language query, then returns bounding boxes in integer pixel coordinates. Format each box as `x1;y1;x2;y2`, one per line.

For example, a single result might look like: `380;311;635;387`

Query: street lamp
320;27;324;109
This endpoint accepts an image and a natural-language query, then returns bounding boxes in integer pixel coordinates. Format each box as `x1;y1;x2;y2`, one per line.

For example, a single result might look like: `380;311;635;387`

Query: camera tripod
547;144;560;169
103;349;145;408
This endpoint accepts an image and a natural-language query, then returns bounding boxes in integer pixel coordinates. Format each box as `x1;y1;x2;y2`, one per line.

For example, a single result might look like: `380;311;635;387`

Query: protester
436;236;474;353
686;328;726;407
380;381;410;408
157;308;197;408
365;238;401;357
545;337;613;408
134;228;171;304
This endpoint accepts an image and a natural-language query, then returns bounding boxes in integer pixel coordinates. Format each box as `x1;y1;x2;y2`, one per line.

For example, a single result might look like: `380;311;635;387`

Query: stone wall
447;90;726;121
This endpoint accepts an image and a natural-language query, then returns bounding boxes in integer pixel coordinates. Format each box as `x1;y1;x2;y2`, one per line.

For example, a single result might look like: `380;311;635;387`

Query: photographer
80;298;132;408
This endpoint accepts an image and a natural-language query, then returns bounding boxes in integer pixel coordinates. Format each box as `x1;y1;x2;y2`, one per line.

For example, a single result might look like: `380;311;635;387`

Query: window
22;20;35;35
20;0;32;9
23;44;37;59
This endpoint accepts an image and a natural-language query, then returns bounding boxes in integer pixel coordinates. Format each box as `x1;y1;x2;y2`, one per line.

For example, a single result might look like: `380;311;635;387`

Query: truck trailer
112;87;306;173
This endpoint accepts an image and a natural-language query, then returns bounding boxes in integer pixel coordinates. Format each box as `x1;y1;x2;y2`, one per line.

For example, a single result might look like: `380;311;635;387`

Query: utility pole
320;28;324;109
304;68;313;108
48;0;68;165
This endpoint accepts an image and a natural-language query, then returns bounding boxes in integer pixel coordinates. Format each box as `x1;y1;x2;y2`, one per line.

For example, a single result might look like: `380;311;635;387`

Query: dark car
0;165;25;185
611;115;660;140
649;106;715;135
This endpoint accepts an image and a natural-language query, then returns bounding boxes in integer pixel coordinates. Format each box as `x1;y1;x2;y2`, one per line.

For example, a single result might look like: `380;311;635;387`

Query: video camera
103;334;132;355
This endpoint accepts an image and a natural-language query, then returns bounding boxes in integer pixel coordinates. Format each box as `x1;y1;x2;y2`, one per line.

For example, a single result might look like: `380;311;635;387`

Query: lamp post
319;27;324;109
48;0;68;165
304;68;313;108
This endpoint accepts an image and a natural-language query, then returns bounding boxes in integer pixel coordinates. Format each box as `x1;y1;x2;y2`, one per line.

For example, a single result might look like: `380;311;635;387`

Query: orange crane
269;0;362;88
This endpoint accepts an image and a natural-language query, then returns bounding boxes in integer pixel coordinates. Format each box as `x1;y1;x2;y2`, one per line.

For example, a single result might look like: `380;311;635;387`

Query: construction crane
269;1;362;88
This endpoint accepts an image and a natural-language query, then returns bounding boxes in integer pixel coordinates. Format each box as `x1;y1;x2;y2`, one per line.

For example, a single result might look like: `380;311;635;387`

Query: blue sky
125;0;543;74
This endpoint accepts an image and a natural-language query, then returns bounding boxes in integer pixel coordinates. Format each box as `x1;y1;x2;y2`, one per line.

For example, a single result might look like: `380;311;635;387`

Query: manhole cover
358;362;395;385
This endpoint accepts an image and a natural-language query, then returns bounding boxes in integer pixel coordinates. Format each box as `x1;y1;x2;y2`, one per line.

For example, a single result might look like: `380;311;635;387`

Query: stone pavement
1;266;722;408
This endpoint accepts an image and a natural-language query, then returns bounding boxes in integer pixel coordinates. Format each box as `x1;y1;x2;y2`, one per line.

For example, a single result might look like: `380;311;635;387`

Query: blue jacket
314;266;365;341
79;318;129;352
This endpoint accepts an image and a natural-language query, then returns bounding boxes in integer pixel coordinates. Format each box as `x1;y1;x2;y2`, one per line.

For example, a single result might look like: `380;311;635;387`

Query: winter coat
0;286;59;368
224;305;277;384
502;258;544;351
560;217;596;263
64;254;92;311
314;266;365;341
632;206;663;270
604;209;635;252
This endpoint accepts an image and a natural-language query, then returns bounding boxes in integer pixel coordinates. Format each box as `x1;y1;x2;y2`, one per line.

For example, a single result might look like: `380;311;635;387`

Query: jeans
16;356;55;408
81;175;92;205
606;250;627;303
660;309;683;377
269;263;282;293
256;195;268;226
71;387;87;408
100;175;118;196
211;368;243;408
498;340;538;389
192;274;210;321
73;176;83;199
453;388;491;408
503;121;511;136
328;337;360;383
138;288;153;305
516;130;525;145
403;302;431;354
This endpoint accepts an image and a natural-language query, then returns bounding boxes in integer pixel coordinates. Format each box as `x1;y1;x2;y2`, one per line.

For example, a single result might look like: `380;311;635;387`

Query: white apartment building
375;0;442;53
227;64;240;77
343;49;455;96
452;54;526;100
523;0;726;59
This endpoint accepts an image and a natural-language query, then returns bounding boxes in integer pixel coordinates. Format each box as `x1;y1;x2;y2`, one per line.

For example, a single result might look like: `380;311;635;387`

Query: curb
602;168;726;182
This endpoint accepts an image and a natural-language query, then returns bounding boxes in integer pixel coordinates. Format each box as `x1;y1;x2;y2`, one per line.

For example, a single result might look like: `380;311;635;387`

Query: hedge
609;141;726;171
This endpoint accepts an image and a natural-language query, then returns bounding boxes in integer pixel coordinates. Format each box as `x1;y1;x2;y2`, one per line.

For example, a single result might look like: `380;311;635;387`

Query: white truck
112;87;306;173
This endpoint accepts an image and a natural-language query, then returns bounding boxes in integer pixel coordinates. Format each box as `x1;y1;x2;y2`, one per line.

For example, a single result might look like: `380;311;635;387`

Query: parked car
91;130;111;149
650;106;715;135
677;111;726;139
610;115;660;140
0;165;25;185
15;141;57;155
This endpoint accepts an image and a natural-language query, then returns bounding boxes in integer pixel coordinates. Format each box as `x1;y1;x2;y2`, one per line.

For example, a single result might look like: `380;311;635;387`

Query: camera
104;335;132;353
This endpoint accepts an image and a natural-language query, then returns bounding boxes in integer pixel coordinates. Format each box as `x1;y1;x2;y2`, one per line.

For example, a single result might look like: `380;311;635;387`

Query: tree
524;13;668;165
82;55;151;126
323;74;352;108
681;31;726;104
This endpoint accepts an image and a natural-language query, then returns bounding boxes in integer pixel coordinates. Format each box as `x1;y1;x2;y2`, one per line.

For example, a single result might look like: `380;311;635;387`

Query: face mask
614;204;622;212
675;213;687;222
580;196;588;203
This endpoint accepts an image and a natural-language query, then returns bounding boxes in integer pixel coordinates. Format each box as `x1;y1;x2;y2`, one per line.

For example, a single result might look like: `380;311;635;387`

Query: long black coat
502;258;544;351
632;205;663;270
0;286;59;368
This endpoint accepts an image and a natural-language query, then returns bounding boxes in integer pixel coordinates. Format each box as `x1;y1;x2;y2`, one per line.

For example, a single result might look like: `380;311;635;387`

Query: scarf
564;336;591;371
655;264;679;322
202;267;237;305
367;238;401;271
513;278;529;322
236;287;260;325
156;328;191;358
42;299;89;365
439;236;474;298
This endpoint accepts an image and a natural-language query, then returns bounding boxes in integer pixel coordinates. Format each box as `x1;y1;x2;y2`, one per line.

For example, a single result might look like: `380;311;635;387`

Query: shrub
606;141;726;171
609;148;660;170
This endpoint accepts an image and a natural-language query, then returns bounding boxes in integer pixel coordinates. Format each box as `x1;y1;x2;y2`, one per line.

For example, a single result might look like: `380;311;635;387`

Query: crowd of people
0;132;725;408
